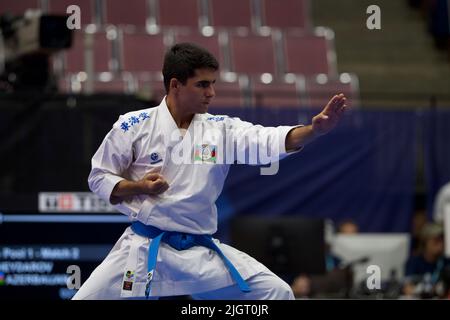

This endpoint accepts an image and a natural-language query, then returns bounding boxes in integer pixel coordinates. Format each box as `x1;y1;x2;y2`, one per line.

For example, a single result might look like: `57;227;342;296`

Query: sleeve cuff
278;125;304;158
98;174;125;204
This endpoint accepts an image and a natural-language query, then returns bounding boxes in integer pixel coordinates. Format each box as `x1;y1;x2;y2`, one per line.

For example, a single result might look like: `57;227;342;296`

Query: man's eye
197;82;209;88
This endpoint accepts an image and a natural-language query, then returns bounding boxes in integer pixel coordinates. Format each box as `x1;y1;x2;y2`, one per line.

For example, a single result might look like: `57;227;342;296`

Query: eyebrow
196;79;216;85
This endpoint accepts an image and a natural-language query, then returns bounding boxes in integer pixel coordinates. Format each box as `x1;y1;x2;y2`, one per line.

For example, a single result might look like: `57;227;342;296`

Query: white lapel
156;97;202;182
157;97;180;148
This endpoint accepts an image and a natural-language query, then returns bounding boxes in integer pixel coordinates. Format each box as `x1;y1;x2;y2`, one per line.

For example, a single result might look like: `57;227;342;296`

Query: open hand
312;93;348;136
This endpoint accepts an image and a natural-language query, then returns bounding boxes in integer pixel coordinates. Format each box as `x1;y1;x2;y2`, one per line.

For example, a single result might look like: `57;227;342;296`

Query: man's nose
205;85;215;98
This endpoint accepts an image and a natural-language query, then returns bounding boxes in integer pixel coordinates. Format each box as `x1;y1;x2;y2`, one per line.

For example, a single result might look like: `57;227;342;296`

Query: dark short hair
162;42;219;93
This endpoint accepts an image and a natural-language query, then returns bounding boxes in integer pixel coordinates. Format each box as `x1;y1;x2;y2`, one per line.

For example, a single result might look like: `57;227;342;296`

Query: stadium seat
211;79;249;107
208;0;254;29
283;30;337;76
136;75;166;102
91;31;116;72
87;76;135;94
158;0;203;29
61;72;137;94
251;79;304;108
103;0;149;28
229;33;278;75
64;30;116;73
120;32;166;74
304;73;360;108
260;0;310;30
64;30;85;73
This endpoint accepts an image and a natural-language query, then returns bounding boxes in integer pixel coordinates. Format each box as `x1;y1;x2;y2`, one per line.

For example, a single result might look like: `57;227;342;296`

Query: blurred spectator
336;219;359;234
402;222;450;298
291;219;358;298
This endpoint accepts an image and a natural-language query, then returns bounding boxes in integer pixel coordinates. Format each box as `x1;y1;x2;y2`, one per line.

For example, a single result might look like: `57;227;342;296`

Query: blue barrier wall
211;108;419;236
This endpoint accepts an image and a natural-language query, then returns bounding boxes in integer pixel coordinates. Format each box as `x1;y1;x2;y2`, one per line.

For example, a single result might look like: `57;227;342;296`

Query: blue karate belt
131;221;251;298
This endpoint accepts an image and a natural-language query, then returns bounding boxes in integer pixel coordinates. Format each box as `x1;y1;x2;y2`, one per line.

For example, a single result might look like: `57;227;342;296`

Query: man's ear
169;78;179;92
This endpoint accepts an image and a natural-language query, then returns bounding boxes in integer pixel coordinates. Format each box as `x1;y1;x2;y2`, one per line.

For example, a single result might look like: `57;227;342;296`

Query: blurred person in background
402;222;450;298
336;219;359;235
291;219;359;298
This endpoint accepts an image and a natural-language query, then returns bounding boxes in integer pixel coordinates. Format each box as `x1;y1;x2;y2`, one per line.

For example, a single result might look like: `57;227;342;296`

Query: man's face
425;236;444;257
175;68;217;114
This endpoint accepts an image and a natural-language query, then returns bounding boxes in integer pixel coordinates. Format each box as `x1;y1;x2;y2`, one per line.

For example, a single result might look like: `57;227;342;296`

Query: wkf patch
122;270;135;291
125;270;135;280
194;144;217;163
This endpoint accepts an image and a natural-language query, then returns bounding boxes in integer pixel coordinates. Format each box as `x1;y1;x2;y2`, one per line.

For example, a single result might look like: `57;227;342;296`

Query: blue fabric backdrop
209;108;417;240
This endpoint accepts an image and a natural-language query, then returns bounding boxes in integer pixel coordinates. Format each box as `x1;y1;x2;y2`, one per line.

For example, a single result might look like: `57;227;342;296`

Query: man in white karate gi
73;43;348;300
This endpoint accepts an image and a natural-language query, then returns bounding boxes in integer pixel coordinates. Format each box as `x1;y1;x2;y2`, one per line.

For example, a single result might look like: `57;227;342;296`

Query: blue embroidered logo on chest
207;116;225;122
150;152;162;164
120;112;150;132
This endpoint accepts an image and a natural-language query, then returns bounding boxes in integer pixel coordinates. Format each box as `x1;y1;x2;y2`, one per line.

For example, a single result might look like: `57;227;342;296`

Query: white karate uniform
73;97;301;300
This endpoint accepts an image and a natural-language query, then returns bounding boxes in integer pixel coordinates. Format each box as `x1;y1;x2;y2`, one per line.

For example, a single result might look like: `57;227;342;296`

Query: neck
166;95;194;129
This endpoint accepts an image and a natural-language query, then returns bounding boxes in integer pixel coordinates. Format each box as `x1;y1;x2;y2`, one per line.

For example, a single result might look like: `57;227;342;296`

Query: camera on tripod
0;9;72;92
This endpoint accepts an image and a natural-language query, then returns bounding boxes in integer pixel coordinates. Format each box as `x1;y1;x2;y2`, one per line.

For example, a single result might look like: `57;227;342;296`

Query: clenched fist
137;172;169;195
